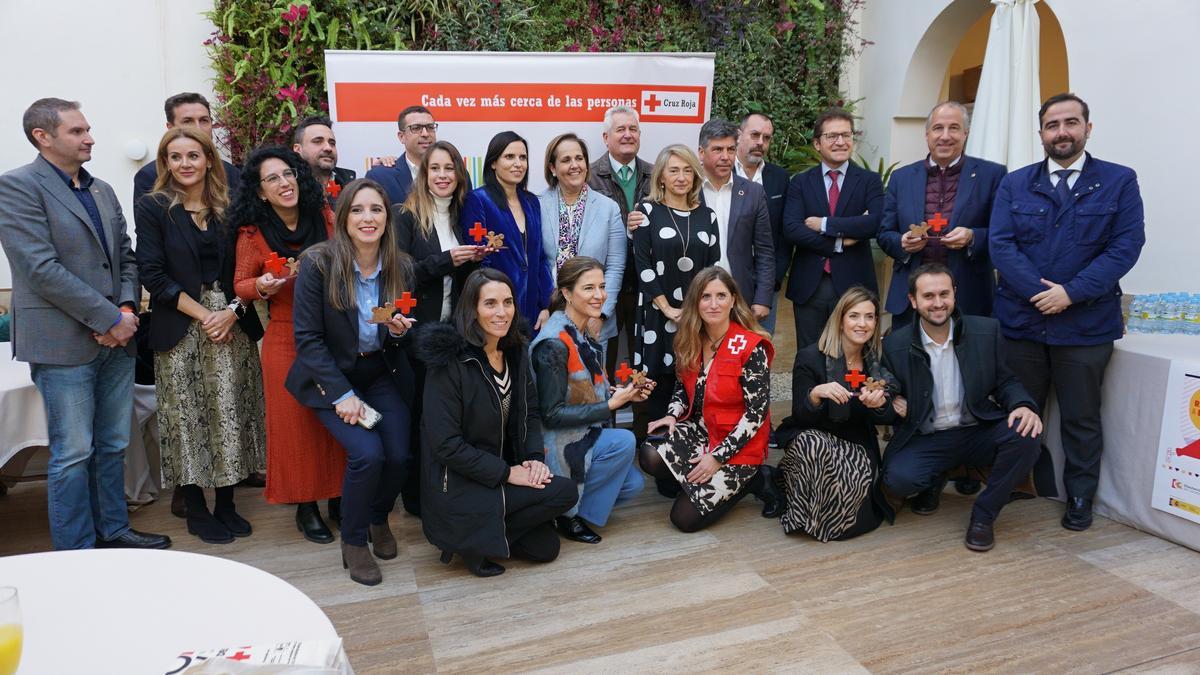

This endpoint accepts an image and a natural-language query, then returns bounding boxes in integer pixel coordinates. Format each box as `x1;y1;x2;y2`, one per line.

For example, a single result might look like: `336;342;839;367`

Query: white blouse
431;194;456;321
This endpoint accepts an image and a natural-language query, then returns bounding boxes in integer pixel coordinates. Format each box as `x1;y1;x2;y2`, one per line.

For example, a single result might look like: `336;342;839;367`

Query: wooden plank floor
3;477;1200;673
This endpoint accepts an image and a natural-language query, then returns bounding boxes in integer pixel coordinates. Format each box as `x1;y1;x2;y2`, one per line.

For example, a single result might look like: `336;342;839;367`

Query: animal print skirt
777;429;878;542
653;419;760;518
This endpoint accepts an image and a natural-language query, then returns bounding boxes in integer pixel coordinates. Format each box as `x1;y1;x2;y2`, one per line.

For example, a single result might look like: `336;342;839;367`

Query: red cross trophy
927;212;949;234
325;178;342;200
844;369;867;390
615;361;634;383
468;221;488;244
263;251;287;276
393;291;417;315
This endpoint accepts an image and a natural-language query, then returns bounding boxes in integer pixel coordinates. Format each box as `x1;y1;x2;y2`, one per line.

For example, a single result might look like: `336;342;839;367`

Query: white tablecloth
0;343;161;503
1043;333;1200;551
0;549;339;674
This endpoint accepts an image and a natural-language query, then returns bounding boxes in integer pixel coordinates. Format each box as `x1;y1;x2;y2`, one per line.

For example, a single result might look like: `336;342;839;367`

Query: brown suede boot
341;542;382;586
368;522;398;560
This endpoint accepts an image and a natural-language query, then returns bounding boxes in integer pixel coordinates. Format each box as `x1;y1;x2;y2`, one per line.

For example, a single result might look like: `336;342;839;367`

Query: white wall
847;0;1198;294
0;0;217;288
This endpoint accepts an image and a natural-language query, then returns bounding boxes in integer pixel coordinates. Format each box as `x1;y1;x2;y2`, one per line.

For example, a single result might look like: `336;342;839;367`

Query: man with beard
735;112;790;333
292;116;355;208
881;263;1043;551
989;93;1145;532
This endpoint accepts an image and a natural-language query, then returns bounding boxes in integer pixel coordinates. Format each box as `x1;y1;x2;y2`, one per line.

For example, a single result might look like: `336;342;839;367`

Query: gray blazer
0;155;138;365
702;175;776;308
538;186;626;341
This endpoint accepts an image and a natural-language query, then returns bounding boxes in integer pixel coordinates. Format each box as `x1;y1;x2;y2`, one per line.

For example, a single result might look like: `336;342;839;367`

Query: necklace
666;206;693;271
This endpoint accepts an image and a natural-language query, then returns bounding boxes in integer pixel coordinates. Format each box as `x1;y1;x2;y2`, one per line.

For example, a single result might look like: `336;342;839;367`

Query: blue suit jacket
878;156;1006;316
989;153;1145;345
782;162;883;303
365;154;414;206
462;187;553;325
538;186;626;341
760;162;791;289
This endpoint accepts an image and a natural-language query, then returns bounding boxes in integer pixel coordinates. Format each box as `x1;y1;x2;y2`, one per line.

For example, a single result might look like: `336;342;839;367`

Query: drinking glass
0;587;21;675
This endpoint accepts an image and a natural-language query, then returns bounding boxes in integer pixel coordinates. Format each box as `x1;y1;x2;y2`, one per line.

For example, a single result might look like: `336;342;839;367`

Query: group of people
0;88;1143;586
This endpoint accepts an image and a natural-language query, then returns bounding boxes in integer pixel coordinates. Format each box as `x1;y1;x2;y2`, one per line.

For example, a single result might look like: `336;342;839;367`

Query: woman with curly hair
230;146;345;545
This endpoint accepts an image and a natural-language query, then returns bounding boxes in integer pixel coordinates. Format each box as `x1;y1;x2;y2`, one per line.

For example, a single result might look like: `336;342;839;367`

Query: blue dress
461;186;553;326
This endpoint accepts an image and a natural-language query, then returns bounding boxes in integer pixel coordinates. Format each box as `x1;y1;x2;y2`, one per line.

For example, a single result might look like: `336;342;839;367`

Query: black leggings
637;443;765;533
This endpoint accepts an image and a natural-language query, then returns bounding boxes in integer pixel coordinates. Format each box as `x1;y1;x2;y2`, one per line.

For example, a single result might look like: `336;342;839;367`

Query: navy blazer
133;159;241;207
782;162;883;304
461;187;553;325
133;194;263;352
286;253;416;409
989;153;1145;346
759;162;791;288
700;176;776;308
878;156;1006;317
365;154;415;206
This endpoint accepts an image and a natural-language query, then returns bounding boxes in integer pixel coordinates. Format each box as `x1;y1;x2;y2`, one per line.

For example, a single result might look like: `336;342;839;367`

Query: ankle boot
755;465;785;519
341;542;382;586
460;552;505;578
368;522;398;560
296;502;334;544
187;509;234;545
213;486;251;537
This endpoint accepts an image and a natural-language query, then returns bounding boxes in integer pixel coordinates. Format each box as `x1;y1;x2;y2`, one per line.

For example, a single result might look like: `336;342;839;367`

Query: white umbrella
965;0;1044;170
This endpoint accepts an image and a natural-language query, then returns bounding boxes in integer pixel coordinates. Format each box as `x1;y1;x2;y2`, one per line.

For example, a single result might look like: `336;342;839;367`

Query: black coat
392;207;475;325
759;162;792;289
134;194;263;352
285;251;416;410
416;321;547;558
882;312;1037;452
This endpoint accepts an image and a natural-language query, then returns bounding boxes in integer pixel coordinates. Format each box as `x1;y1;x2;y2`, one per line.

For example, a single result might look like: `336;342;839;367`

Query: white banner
1151;361;1200;525
324;50;715;193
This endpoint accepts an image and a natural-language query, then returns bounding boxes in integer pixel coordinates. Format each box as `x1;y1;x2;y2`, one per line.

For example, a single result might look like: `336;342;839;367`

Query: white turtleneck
432;193;456;321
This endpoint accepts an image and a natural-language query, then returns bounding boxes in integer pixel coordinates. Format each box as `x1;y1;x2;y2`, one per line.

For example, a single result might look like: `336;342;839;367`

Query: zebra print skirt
777;429;882;542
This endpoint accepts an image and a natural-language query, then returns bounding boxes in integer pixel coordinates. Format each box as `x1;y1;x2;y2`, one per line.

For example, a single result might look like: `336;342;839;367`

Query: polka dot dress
630;200;721;377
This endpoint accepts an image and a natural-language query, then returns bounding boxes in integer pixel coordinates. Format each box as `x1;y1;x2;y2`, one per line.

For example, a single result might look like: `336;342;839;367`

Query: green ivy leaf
327;17;340;48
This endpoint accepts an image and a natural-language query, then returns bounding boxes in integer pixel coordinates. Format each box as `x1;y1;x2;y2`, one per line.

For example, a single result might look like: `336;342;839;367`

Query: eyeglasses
819;132;854;143
405;123;438;134
259;169;297;185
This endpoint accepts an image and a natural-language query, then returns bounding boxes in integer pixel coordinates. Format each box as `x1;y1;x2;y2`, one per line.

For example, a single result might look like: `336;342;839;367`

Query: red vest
678;323;774;465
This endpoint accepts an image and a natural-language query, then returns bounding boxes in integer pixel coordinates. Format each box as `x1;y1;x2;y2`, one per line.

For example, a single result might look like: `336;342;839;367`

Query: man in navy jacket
879;101;1006;326
735;112;790;333
782;108;883;348
365;105;437;205
989;93;1146;532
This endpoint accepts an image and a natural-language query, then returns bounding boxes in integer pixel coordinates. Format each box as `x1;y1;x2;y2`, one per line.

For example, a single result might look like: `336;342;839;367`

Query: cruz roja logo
641;90;701;118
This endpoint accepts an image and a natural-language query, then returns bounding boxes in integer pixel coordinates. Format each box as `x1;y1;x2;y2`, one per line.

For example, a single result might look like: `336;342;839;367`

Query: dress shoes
368;522;398;559
1061;497;1094;531
911;476;948;516
342;542;382;586
95;528;172;550
170;489;187;518
460;552;506;578
755;465;786;519
214;508;253;538
953;478;982;495
964;519;995;552
296;502;335;544
555;515;602;544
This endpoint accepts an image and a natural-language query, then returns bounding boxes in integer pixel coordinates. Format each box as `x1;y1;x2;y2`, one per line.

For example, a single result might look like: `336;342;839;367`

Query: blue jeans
315;374;411;546
30;348;134;550
762;295;779;335
575;428;644;526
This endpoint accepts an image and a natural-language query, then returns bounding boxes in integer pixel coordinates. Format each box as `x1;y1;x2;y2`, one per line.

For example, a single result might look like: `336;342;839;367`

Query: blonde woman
775;286;898;541
630;145;720;449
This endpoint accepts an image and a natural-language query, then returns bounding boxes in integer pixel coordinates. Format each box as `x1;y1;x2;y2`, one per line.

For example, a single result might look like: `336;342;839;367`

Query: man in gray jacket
0;98;170;550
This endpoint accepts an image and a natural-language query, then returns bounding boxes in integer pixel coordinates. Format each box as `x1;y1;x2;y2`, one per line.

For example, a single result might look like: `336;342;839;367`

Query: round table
0;549;338;674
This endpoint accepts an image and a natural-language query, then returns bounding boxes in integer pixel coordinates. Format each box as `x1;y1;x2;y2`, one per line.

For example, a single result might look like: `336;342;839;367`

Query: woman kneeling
418;268;578;577
640;267;783;532
531;257;648;544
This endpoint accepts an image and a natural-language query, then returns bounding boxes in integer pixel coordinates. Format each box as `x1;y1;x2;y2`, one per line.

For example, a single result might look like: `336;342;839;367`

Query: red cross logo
615;361;634;383
727;335;747;355
394;291;417;315
468;221;487;243
844;369;867;389
263;251;287;276
928;212;948;234
325;179;342;199
643;93;663;112
227;650;253;662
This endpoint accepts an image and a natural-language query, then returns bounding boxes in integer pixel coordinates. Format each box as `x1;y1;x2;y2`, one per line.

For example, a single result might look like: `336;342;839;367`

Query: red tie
824;170;840;274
